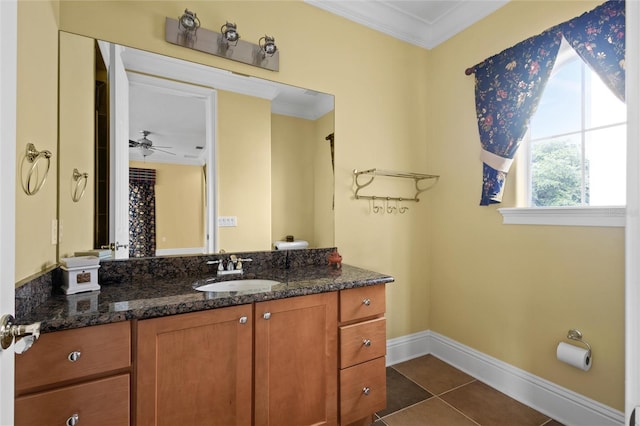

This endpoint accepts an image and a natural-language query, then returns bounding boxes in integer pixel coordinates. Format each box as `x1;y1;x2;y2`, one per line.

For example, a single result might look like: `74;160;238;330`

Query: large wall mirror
58;32;335;261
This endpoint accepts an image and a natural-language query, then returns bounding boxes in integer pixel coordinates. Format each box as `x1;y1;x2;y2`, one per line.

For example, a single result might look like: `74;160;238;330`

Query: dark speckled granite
18;248;394;334
15;269;55;320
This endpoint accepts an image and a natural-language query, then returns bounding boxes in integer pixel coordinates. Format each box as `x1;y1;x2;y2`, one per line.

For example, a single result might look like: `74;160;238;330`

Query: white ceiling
305;0;510;49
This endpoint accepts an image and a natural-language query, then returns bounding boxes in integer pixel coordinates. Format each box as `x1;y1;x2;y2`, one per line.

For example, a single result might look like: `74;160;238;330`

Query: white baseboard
155;247;205;256
386;330;432;366
386;330;624;426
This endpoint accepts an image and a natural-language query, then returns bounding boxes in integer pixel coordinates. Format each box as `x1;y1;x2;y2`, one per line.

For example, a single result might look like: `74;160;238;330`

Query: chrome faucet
207;255;252;275
227;255;237;271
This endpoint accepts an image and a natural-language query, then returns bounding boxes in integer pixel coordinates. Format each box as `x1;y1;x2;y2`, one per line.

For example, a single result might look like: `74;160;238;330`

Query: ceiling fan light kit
129;130;176;158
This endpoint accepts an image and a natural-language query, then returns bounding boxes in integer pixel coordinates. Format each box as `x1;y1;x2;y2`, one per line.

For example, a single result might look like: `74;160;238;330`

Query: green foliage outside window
531;139;589;206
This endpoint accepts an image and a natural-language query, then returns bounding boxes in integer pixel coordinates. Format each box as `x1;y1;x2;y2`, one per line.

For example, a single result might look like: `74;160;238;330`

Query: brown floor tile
372;419;388;426
440;381;550;426
376;367;433;417
384;398;479;426
392;355;475;395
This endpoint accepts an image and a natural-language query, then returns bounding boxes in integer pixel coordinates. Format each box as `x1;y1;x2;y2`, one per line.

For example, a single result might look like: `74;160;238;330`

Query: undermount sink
194;279;279;294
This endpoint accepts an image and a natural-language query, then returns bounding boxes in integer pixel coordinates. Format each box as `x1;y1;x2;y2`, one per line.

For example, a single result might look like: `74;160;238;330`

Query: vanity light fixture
178;9;200;36
165;14;279;71
221;22;240;45
259;35;277;57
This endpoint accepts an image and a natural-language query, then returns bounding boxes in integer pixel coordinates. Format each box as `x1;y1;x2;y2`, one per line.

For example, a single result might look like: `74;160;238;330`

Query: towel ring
21;143;52;196
72;168;89;202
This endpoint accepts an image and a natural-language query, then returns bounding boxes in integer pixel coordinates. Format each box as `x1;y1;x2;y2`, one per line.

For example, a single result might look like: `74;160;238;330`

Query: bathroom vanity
14;249;393;426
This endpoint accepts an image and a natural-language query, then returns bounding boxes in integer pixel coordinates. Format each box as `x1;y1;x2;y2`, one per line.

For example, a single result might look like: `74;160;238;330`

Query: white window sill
498;206;626;227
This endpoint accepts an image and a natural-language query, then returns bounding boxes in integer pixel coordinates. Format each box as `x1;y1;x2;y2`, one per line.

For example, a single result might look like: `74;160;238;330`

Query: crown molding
305;0;509;49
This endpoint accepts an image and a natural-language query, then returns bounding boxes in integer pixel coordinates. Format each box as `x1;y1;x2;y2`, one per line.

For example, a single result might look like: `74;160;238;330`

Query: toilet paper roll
556;342;592;371
274;240;309;250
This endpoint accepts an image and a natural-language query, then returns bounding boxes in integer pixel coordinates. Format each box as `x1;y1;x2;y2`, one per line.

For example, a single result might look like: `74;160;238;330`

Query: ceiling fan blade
151;147;176;155
151;145;172;149
129;140;140;147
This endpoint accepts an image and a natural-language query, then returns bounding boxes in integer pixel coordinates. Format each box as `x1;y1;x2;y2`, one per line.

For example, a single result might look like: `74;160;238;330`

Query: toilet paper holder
567;329;592;355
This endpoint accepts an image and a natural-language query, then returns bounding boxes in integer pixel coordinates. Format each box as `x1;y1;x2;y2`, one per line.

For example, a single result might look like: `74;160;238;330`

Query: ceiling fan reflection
129;130;175;157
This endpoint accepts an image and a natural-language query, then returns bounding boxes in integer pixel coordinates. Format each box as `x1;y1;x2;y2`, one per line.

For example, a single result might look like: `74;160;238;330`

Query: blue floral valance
471;0;625;206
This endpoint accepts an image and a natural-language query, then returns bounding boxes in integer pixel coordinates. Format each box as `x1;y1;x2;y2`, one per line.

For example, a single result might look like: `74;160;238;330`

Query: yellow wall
271;114;316;246
58;32;94;259
23;0;620;411
427;0;623;410
217;90;271;252
15;0;59;283
129;161;205;251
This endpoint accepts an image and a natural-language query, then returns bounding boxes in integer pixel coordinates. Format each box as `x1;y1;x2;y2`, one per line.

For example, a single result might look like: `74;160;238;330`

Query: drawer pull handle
66;413;79;426
239;316;248;324
362;387;371;396
363;339;371;347
67;351;81;362
362;298;371;306
263;312;271;320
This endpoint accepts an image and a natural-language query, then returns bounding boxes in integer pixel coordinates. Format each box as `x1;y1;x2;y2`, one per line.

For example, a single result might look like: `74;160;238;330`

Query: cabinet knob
67;351;81;362
362;339;371;347
263;312;271;320
66;413;79;426
362;298;371;306
362;387;371;396
239;316;248;324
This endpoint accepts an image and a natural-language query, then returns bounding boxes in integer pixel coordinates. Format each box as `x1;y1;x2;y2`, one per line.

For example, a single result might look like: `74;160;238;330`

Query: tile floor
375;355;563;426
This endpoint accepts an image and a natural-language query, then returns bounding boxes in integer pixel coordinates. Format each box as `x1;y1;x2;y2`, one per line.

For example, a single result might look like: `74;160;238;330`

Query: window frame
500;39;626;227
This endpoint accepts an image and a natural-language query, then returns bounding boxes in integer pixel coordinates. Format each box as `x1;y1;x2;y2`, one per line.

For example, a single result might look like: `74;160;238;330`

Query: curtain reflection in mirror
129;168;156;257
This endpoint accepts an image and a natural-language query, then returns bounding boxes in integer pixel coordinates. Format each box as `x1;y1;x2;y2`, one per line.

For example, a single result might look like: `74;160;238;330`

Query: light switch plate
218;216;237;227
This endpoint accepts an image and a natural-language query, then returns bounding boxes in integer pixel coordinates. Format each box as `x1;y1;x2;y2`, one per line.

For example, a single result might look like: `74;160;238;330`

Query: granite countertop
21;263;394;334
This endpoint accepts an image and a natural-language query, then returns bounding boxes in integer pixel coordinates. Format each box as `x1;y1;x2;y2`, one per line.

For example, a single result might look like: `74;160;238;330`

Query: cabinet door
136;305;253;426
254;292;338;426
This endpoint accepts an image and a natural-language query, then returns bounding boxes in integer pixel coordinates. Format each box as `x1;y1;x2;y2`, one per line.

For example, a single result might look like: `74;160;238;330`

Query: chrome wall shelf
353;168;439;203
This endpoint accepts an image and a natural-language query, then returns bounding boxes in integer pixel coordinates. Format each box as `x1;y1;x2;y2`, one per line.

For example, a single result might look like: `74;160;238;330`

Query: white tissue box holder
61;265;101;295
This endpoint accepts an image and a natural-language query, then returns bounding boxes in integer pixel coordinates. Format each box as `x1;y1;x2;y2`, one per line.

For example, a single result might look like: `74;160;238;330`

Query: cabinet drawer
340;357;386;425
340;318;386;368
15;374;130;426
16;321;131;394
340;285;385;323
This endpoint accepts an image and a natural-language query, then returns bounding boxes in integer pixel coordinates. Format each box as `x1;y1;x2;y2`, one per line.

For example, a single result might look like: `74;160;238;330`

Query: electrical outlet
51;219;58;245
218;216;238;227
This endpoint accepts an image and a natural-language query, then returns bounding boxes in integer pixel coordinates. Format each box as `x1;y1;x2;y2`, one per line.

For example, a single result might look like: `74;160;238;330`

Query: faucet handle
207;260;225;271
237;258;252;270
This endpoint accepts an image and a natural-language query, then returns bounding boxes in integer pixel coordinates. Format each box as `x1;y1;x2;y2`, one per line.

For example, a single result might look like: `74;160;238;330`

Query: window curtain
129;168;156;258
472;0;625;206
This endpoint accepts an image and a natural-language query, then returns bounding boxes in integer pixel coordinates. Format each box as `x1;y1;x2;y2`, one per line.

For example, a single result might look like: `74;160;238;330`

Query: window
525;39;627;208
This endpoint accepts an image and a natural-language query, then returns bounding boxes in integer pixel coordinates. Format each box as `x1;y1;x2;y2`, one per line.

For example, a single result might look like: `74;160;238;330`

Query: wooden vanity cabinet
136;304;253;426
136;292;338;426
338;284;387;426
254;292;338;426
14;285;384;426
14;321;132;426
